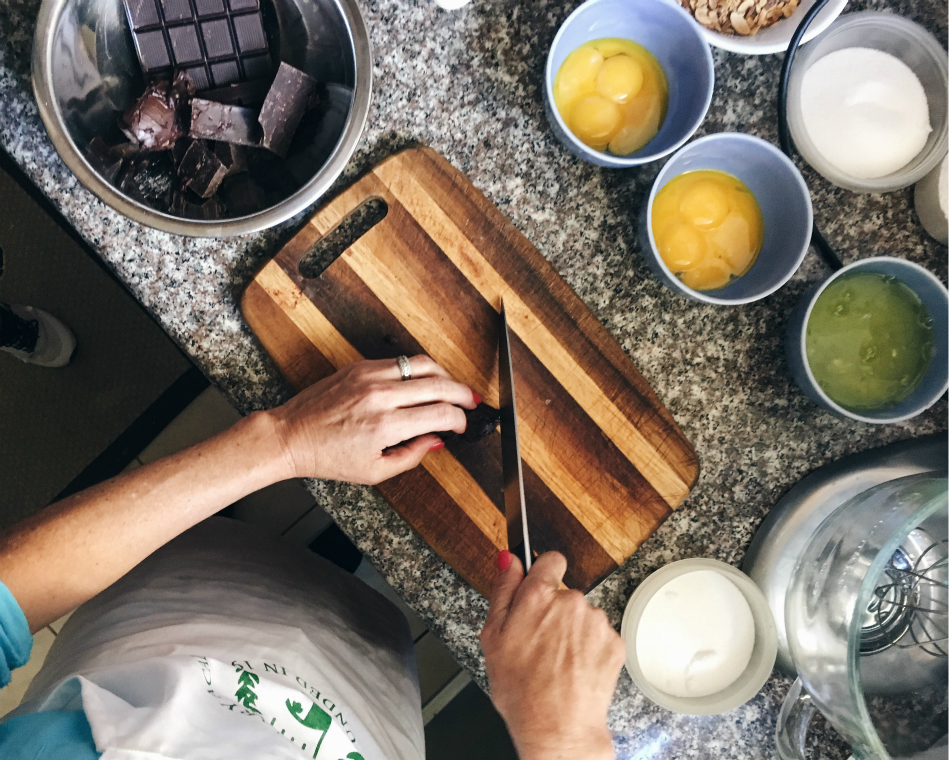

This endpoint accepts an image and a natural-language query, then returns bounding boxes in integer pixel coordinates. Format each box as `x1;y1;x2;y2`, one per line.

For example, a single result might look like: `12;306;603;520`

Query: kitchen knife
498;300;532;571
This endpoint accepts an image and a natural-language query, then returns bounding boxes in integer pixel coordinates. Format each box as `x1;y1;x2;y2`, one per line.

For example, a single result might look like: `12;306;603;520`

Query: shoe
1;305;76;367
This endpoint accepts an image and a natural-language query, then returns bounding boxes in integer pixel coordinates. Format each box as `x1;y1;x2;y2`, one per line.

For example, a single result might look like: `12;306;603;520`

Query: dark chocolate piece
201;18;234;57
210;60;241;86
120;154;176;210
258;62;316;157
171;136;195;166
247;150;296;195
122;77;191;150
126;0;160;28
227;0;258;10
190;97;262;146
232;12;266;53
85;137;124;184
213;141;248;176
219;174;267;215
168;24;203;65
172;191;226;219
198;79;271;106
436;404;501;444
178;140;227;198
160;0;192;22
134;29;171;72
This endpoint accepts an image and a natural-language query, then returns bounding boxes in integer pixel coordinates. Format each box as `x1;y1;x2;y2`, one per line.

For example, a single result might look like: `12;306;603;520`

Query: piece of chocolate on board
258;62;316;157
190;98;262;146
178;140;228;198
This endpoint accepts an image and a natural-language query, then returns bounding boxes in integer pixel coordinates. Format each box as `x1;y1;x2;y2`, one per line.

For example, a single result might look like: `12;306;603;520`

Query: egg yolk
553;39;668;156
568;96;623;149
596;55;644;103
652;170;764;291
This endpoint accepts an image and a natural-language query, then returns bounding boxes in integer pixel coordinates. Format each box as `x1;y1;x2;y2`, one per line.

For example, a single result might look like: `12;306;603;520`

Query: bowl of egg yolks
544;0;714;167
640;133;813;304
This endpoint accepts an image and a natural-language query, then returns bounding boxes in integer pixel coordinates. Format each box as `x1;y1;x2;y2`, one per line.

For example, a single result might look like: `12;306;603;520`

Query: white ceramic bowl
688;0;846;55
621;558;778;715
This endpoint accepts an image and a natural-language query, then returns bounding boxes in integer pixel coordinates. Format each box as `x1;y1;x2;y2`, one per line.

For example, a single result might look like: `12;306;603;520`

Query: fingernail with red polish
472;392;482;405
498;550;513;572
429;440;445;452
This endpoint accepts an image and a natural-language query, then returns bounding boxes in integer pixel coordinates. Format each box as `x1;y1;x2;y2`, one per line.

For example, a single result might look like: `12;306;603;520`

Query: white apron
14;517;424;760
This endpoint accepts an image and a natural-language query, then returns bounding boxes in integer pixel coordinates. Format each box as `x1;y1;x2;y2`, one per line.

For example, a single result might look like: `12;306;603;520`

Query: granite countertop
1;0;946;754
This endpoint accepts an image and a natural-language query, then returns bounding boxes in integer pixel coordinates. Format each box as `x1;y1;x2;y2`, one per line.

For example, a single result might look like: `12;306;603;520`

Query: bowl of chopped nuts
679;0;846;55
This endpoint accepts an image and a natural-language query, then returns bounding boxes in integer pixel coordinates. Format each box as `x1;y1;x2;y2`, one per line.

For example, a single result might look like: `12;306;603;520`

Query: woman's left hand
271;355;478;484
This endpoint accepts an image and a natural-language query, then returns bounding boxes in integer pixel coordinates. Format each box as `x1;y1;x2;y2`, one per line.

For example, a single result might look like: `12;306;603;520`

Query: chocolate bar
122;0;274;89
121;75;193;150
190;98;262;146
178;140;228;198
258;62;316;157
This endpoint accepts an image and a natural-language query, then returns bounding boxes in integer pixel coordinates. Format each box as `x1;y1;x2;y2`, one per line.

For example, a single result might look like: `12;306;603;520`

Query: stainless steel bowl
32;0;371;237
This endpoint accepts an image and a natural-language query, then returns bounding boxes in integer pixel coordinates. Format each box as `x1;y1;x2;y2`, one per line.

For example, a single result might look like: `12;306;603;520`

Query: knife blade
498;299;532;571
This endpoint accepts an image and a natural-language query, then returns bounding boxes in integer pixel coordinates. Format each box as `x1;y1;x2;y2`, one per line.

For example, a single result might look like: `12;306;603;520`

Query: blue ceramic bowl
639;133;813;304
544;0;714;167
785;257;949;424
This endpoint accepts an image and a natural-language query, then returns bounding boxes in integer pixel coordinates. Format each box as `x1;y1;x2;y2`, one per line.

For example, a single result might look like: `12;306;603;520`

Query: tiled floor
0;386;468;725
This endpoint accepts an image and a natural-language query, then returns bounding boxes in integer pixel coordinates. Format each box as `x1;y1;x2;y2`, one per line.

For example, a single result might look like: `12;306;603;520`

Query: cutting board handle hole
298;198;389;279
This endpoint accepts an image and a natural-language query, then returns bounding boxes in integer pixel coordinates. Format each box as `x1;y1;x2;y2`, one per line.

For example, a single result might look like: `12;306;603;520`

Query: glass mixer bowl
775;473;947;760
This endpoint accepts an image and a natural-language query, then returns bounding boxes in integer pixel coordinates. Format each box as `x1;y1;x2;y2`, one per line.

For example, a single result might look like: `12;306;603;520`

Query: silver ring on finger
396;355;412;381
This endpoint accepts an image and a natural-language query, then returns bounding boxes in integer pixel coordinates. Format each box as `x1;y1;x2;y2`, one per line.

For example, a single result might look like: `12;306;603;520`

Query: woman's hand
480;552;625;760
271;355;478;484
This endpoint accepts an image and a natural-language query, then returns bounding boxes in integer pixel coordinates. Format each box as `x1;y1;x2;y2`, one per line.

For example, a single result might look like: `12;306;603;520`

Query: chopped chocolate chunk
219;174;268;215
120;154;176;210
122;78;191;150
436;404;501;444
85;137;124;183
227;0;258;10
198;79;271;106
247;150;296;195
171;136;196;166
213;141;248;176
190;98;262;146
258;62;316;157
168;24;203;66
172;191;226;219
178;140;228;198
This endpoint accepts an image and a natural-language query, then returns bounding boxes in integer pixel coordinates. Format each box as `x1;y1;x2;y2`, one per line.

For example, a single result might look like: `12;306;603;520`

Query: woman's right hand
481;552;625;760
270;355;478;485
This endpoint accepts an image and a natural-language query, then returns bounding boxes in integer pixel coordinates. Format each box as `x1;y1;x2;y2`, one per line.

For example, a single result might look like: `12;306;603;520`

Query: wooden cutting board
241;147;698;596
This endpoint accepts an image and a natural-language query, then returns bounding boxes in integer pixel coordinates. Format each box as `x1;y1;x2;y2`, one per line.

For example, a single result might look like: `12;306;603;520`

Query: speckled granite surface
0;0;946;754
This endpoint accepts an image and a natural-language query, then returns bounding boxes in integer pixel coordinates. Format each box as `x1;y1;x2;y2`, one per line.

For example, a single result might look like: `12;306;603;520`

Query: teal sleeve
0;579;31;687
0;711;101;759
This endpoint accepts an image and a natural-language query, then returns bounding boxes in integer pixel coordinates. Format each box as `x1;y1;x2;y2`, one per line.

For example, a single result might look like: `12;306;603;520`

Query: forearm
513;726;615;760
0;409;292;632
